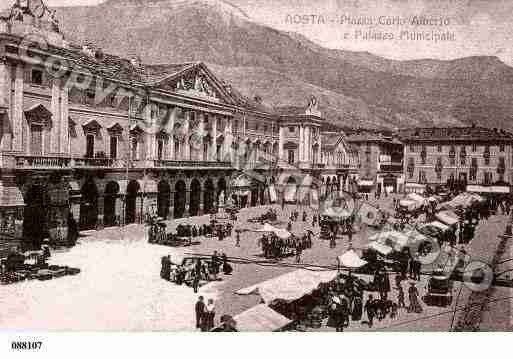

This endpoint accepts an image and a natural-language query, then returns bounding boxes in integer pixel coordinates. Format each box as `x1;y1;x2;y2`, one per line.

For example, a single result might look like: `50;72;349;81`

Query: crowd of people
259;232;312;260
160;251;233;292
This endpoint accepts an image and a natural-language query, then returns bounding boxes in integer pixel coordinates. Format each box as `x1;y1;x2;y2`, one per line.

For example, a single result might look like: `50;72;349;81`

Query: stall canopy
407;193;427;206
338;250;368;268
322;207;351;219
399;199;418;211
367;241;393;256
232;304;292;332
274;228;291;239
235;269;338;304
435;210;459;226
423;221;450;232
443;192;483;209
467;185;510;194
256;223;278;233
369;230;410;250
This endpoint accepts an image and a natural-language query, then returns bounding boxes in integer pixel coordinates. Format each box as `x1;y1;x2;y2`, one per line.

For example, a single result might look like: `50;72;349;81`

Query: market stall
337;250;368;269
435;210;459;226
235;269;339;304
229;304;293;332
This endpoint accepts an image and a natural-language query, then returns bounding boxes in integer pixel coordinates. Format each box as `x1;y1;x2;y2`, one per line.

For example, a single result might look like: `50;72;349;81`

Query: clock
29;0;46;18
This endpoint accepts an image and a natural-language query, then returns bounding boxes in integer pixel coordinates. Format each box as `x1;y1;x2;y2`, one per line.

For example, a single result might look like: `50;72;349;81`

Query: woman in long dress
205;299;216;331
407;283;423;313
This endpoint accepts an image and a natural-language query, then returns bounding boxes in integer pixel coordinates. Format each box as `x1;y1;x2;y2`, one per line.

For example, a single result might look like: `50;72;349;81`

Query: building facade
0;2;357;246
346;132;404;194
398;127;513;192
320;131;359;196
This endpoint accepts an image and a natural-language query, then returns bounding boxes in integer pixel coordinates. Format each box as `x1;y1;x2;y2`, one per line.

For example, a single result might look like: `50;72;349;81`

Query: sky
3;0;513;65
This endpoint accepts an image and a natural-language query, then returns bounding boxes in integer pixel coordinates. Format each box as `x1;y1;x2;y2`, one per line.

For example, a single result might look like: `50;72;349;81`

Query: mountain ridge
52;0;513;130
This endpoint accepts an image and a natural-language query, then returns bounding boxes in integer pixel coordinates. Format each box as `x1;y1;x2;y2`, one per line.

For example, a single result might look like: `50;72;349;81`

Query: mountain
53;0;513;130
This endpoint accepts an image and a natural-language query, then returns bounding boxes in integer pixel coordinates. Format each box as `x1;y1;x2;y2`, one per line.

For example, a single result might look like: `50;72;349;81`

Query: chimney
94;48;104;61
81;43;95;58
130;56;141;69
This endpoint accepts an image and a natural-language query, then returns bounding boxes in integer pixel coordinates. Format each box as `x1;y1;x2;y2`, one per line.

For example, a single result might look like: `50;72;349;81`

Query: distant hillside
53;0;513;130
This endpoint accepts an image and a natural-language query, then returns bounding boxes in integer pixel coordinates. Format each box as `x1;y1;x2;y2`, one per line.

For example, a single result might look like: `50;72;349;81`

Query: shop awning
358;180;374;187
232;304;292;332
235;269;338;304
467;185;510;194
338;250;367;268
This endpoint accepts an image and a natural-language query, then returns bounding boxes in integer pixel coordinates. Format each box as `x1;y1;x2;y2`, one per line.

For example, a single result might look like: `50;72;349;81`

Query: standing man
235;230;241;247
364;294;375;328
195;296;205;330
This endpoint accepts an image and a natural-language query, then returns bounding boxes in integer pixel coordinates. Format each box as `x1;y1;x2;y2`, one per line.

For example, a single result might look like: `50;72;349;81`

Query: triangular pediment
152;63;238;105
82;119;102;133
107;122;124;134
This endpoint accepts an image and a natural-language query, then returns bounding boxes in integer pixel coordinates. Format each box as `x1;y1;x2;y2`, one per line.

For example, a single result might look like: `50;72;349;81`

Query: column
168;190;174;220
305;127;311;163
0;60;12;151
198;189;204;215
115;196;124;225
12;64;23;152
50;78;61;154
278;127;284;161
198;112;205;161
184;189;190;217
97;195;104;229
224;118;232;163
169;108;175;159
299;125;304;163
211;115;217;161
60;81;69;154
184;110;190;160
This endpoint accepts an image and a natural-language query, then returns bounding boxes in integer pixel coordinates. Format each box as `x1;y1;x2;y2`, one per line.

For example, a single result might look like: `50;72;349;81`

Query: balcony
154;160;233;169
73;157;125;169
379;162;403;172
14;155;73;170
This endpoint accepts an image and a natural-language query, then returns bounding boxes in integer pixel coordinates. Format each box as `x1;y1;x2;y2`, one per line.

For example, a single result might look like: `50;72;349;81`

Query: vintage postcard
0;0;512;351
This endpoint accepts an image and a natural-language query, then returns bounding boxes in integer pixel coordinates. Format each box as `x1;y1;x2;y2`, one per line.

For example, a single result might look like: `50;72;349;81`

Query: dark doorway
174;181;186;218
190;179;201;216
157;180;171;219
251;186;259;207
23;184;49;249
104;181;119;227
125;180;140;224
204;179;215;214
80;179;99;230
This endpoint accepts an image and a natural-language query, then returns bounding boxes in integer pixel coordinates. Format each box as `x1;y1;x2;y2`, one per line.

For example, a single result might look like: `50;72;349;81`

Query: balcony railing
380;164;403;172
154;160;232;168
15;155;73;169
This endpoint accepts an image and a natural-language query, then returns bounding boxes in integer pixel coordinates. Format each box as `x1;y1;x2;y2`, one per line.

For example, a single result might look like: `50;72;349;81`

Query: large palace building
0;2;358;246
398;126;513;192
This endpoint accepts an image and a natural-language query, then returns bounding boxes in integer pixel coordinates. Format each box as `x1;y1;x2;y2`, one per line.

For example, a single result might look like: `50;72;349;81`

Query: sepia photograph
0;0;512;355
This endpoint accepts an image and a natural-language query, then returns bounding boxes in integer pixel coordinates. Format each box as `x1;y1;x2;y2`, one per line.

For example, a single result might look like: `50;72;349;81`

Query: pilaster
12;64;23;152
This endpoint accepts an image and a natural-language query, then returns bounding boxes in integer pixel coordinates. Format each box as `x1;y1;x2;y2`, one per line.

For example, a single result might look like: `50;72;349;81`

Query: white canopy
235;269;338;303
322;207;351;219
256;223;278;233
407;193;427;206
274;228;291;239
423;221;450;232
367;241;393;256
232;304;292;332
399;199;418;211
435;211;459;226
369;230;410;250
337;250;368;268
168;253;186;265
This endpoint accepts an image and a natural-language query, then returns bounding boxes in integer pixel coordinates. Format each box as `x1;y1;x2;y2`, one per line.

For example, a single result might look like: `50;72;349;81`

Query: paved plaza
1;196;512;331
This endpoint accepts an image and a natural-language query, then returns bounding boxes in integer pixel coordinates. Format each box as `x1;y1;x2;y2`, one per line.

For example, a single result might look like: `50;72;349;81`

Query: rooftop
397;126;513;142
